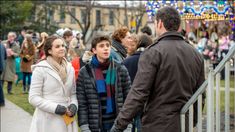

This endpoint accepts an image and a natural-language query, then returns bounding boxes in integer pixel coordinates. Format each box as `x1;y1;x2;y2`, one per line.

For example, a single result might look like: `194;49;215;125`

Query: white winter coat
28;60;78;132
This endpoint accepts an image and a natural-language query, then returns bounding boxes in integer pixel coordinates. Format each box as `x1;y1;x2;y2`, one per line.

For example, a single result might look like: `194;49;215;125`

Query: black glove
55;104;67;115
110;120;123;132
110;124;122;132
22;57;29;62
68;104;77;117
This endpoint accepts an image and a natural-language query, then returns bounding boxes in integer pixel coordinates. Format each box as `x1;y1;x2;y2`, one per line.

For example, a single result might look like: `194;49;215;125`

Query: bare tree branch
60;0;95;44
113;9;124;26
65;7;84;32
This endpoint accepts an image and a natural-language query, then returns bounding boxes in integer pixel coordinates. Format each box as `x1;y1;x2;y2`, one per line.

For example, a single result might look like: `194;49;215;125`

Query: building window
96;10;101;26
60;6;65;23
109;10;114;25
70;8;76;24
80;9;86;24
48;9;54;22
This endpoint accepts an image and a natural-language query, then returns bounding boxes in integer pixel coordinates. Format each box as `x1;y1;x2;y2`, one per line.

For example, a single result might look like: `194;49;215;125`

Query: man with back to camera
111;6;205;132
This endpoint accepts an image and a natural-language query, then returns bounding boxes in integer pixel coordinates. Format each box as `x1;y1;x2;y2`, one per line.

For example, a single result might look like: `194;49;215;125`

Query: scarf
91;55;116;113
112;39;127;58
46;56;68;84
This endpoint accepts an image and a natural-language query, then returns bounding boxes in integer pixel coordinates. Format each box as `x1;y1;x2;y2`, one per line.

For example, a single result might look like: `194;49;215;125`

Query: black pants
0;80;13;93
0;79;4;105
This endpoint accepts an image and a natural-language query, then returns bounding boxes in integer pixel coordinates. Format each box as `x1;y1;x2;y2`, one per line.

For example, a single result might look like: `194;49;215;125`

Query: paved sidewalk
0;99;32;132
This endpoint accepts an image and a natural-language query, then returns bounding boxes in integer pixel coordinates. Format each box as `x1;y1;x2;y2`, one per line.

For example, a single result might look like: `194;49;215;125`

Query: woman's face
121;32;133;48
49;38;66;58
127;37;138;55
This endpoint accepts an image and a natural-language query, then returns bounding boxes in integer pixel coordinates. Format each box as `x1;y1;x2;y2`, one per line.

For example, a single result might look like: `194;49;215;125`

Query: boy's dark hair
141;26;152;36
91;35;111;49
63;30;73;38
155;6;181;31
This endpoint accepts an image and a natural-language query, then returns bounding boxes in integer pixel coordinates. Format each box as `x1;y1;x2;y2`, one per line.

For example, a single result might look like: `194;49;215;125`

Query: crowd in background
182;22;235;79
0;18;234;131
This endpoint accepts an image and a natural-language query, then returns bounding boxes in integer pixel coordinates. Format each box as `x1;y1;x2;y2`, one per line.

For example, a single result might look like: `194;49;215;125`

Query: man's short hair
63;30;73;38
155;6;181;31
91;35;111;50
141;26;152;36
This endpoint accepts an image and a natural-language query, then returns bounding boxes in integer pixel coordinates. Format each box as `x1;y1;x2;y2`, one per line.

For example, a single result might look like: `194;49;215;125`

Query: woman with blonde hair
69;37;85;79
126;34;139;56
36;32;48;62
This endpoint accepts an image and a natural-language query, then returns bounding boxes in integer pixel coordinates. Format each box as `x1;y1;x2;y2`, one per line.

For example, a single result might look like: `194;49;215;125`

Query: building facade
34;1;148;39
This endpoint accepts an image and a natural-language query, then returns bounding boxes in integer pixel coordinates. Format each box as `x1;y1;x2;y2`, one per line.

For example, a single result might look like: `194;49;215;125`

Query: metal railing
180;45;235;132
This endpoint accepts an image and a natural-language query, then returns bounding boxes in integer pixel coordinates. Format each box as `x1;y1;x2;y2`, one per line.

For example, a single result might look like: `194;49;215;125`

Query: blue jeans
22;72;32;92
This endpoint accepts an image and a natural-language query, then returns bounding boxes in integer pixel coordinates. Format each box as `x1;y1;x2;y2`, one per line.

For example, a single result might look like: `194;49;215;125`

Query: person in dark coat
0;43;7;106
76;35;132;132
111;6;205;132
123;34;153;132
124;34;153;83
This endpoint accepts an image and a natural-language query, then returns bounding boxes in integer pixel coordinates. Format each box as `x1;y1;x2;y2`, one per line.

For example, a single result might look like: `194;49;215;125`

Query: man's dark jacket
115;31;205;132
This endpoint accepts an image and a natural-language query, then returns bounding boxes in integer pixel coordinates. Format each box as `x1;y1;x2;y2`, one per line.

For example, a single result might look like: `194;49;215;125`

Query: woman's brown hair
44;35;64;57
21;34;35;55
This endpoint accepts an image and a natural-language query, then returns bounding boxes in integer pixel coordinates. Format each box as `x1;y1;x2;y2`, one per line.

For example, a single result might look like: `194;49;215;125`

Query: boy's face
65;35;74;44
92;40;111;62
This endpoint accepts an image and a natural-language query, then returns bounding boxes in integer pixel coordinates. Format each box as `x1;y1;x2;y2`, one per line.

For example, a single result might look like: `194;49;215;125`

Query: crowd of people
182;20;235;79
0;6;234;132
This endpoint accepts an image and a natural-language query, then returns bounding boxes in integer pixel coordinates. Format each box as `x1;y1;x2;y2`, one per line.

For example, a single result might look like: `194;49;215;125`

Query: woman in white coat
29;35;78;132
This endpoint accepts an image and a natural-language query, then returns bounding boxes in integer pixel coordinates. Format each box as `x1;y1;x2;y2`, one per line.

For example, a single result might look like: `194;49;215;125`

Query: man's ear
92;48;96;54
159;19;163;29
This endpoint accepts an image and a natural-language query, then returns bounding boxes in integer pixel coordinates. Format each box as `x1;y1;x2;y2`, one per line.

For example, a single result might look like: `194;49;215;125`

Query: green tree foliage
0;1;33;40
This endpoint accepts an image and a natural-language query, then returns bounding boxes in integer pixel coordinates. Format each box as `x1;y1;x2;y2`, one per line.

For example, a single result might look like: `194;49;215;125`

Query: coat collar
154;31;184;44
32;60;72;93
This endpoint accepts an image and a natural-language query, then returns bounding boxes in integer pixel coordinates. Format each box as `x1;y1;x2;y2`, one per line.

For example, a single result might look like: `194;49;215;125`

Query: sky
96;1;146;7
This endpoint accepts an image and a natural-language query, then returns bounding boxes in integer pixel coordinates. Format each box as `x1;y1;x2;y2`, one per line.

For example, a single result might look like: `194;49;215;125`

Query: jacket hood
82;51;93;63
31;60;72;72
